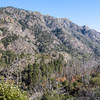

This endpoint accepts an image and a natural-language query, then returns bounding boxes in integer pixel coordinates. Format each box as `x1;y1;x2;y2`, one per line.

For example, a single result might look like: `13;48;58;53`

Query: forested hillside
0;7;100;100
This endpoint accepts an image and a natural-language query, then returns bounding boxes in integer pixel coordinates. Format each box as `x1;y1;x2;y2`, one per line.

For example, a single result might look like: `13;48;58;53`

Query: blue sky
0;0;100;31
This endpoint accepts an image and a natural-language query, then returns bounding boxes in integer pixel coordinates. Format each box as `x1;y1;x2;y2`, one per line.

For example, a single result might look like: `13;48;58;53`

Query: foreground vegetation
0;80;29;100
0;52;100;100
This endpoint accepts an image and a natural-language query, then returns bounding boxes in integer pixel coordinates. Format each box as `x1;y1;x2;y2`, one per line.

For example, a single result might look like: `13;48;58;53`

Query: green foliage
62;80;69;87
90;73;100;86
19;20;27;31
42;91;66;100
0;81;29;100
1;34;19;48
22;63;41;87
0;50;17;66
0;27;8;36
22;54;65;88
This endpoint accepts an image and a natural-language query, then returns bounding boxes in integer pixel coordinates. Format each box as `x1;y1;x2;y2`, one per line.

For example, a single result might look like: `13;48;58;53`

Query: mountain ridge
0;7;100;62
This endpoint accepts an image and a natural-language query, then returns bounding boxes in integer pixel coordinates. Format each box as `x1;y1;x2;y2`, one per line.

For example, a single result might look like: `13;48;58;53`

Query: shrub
0;81;29;100
1;34;18;48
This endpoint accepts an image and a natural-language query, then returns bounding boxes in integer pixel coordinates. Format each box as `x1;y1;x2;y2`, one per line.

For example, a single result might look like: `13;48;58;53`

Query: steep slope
0;7;99;70
0;6;100;100
0;7;99;72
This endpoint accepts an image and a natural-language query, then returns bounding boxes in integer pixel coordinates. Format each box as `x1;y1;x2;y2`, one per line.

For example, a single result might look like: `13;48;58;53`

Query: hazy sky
0;0;100;31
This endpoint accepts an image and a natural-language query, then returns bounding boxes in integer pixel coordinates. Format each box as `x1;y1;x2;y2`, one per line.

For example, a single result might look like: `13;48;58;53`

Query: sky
0;0;100;31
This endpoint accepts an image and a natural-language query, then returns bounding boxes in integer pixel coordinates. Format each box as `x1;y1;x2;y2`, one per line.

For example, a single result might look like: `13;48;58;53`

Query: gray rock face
0;6;100;63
